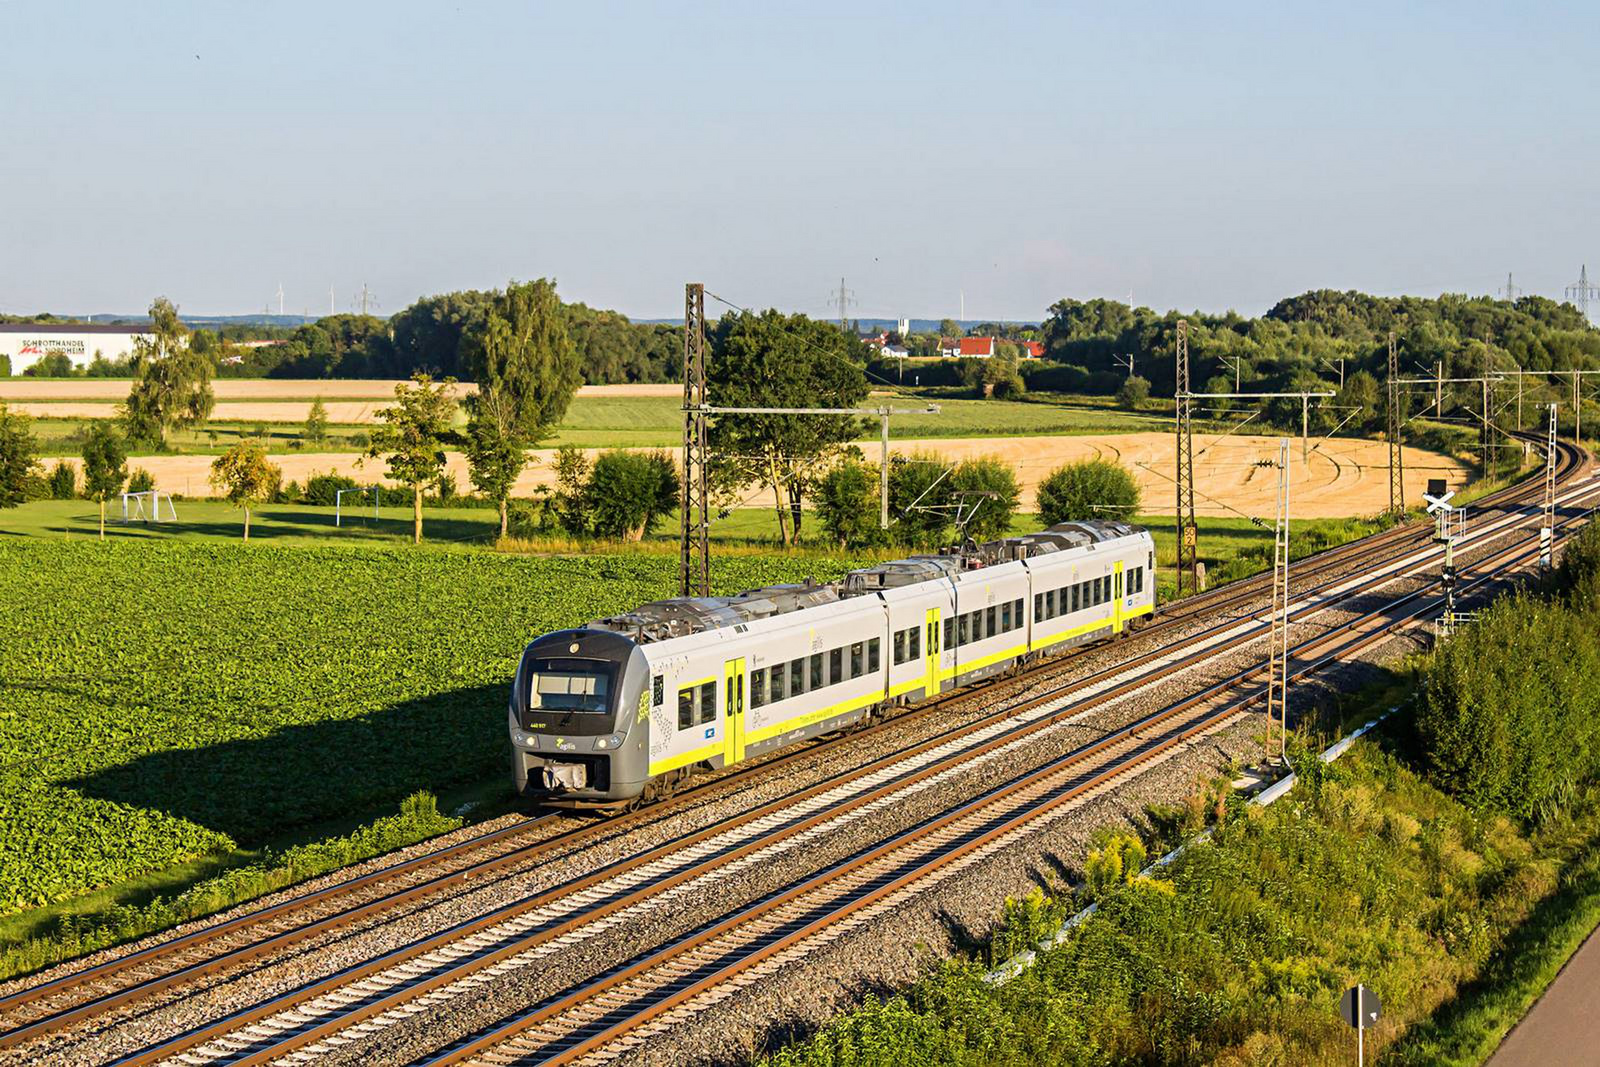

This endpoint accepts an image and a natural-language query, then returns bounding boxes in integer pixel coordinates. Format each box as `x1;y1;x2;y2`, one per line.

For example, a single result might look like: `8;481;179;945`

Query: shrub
0;354;10;377
948;455;1020;542
1037;458;1141;525
127;468;155;493
1116;374;1151;409
1553;520;1600;609
48;460;77;499
815;457;886;549
1415;593;1600;821
889;450;956;550
587;450;678;541
303;471;359;507
551;445;592;536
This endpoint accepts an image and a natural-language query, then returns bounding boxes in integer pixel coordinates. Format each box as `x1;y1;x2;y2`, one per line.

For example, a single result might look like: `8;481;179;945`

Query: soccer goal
120;490;177;523
335;486;381;527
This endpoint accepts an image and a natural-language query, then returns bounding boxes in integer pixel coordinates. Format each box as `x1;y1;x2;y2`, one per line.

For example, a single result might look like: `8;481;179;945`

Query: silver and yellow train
509;520;1156;806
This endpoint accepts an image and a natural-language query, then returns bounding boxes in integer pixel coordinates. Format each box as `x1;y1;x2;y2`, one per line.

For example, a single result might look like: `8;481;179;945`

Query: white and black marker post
1340;983;1382;1064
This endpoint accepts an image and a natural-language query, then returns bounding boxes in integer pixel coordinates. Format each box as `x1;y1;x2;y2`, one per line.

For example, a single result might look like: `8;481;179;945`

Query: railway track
0;439;1587;1065
426;517;1571;1067
69;446;1598;1067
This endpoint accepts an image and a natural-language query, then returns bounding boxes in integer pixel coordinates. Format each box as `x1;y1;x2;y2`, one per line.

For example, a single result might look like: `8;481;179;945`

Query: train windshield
527;658;613;714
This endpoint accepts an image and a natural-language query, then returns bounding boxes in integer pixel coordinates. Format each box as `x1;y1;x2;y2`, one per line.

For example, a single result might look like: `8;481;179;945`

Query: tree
550;445;592;536
888;450;955;549
47;460;76;499
815;456;886;549
0;401;39;508
949;456;1021;542
24;351;75;377
124;297;214;447
1116;374;1151;410
706;310;870;545
364;373;458;544
1037;459;1141;525
461;278;583;536
1337;369;1381;432
81;421;128;539
587;450;678;540
304;397;330;447
209;440;280;541
0;354;10;377
939;318;963;339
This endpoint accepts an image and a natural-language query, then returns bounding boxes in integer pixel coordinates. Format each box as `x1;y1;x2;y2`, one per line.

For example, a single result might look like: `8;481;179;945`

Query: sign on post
1339;983;1382;1064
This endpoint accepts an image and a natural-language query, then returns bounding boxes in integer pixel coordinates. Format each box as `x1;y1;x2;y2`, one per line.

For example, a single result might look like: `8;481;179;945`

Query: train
508;520;1157;806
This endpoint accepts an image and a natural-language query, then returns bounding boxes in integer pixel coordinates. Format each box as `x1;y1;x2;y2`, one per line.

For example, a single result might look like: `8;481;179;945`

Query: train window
893;629;906;665
908;624;921;659
868;637;881;672
944;618;954;648
811;653;824;690
678;688;694;730
1034;592;1043;620
958;614;969;645
1046;589;1056;618
699;681;717;724
986;606;997;637
1101;576;1111;603
1131;567;1142;594
750;668;767;709
771;663;787;702
1067;582;1077;612
850;642;864;678
829;648;843;685
1013;598;1024;627
652;675;663;707
1001;601;1012;631
790;658;804;695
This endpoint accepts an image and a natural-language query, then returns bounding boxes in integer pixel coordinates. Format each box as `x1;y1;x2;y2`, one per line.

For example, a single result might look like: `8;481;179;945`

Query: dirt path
71;432;1469;519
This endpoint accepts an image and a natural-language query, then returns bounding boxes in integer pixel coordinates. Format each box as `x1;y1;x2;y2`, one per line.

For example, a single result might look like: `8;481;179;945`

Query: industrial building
0;322;152;371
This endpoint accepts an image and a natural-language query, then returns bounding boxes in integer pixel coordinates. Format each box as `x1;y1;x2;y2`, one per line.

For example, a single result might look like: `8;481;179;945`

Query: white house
0;323;154;371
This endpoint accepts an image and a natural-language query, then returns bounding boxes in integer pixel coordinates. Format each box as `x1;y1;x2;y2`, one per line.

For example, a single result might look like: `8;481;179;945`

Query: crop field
0;541;865;914
16;390;1169;455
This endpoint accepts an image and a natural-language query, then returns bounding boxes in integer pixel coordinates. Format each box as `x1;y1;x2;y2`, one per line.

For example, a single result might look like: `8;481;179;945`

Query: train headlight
594;733;625;750
511;729;534;748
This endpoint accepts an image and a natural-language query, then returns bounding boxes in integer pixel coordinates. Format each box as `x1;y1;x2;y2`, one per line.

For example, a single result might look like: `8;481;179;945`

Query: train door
723;657;746;765
1113;562;1125;634
924;607;941;696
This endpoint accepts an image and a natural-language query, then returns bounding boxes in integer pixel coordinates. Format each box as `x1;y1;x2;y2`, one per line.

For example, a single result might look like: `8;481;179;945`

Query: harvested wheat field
89;432;1469;520
0;379;677;410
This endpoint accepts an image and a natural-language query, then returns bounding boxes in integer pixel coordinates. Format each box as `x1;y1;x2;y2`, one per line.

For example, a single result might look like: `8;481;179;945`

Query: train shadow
66;683;510;846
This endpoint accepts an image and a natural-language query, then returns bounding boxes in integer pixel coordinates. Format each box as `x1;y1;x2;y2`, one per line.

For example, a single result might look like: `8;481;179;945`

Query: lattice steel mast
680;283;711;597
1543;401;1559;569
1387;331;1404;516
1174;320;1198;597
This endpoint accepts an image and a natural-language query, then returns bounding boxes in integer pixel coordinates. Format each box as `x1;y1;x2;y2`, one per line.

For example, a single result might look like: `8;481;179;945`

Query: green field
23;393;1171;457
0;541;869;918
0;498;1386;589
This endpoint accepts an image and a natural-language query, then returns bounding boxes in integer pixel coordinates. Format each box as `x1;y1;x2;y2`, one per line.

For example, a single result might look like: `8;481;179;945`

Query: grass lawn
29;418;373;458
0;498;1388;591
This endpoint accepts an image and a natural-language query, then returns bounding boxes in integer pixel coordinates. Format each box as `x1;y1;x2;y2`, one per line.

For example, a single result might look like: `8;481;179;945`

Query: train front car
509;627;651;806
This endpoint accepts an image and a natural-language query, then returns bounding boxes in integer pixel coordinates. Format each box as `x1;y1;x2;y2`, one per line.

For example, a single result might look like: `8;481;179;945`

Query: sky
2;1;1597;323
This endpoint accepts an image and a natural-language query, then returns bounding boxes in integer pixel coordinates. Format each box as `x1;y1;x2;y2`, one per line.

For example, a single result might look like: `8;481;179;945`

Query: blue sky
1;1;1596;321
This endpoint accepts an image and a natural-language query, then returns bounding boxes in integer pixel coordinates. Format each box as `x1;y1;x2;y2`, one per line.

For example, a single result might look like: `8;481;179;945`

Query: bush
1037;458;1141;525
1415;593;1600;821
815;457;886;549
587;450;678;540
949;455;1020;542
303;471;359;507
1553;521;1600;609
1116;374;1151;409
127;468;155;494
24;352;76;377
0;354;10;377
48;460;77;500
889;450;956;550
